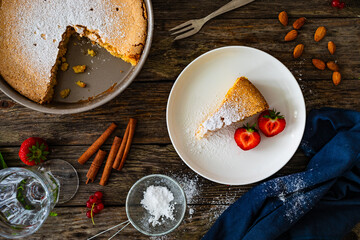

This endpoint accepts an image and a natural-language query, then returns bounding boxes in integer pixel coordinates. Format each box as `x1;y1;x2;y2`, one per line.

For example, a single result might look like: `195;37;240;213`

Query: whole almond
285;30;298;41
312;59;326;70
328;41;336;55
332;72;341;85
327;61;339;71
314;26;326;42
293;44;304;58
293;17;306;30
278;11;288;26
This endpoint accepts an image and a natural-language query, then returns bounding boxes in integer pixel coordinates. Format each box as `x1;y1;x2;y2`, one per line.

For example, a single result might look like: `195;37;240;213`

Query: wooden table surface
1;0;360;239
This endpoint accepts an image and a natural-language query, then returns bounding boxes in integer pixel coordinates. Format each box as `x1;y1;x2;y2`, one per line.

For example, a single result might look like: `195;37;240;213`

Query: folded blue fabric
203;108;360;240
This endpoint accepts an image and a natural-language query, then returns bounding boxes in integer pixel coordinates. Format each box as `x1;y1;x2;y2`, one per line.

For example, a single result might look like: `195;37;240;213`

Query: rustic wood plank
0;144;308;206
0;79;359;146
152;0;360;19
139;18;360;82
19;205;360;239
26;205;224;239
0;0;359;239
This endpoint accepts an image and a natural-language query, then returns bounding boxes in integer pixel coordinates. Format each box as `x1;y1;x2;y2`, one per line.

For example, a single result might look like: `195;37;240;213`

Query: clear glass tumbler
0;159;78;239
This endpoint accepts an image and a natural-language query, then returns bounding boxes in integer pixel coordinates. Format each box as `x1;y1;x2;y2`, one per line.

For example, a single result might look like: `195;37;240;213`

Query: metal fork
170;0;255;40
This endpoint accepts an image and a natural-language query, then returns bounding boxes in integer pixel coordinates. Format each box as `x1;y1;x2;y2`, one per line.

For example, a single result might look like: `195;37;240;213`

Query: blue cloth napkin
203;108;360;240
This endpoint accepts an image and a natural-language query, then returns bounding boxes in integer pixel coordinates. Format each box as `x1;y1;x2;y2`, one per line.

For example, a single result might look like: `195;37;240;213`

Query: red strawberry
19;137;49;166
234;124;261;151
258;109;286;137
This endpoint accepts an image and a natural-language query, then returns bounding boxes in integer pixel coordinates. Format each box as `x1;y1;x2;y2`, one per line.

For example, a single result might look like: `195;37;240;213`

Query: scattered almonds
332;72;341;85
284;30;298;41
276;13;342;87
278;11;288;26
327;61;339;71
312;59;326;70
328;41;336;55
314;26;326;42
293;44;304;58
293;17;306;30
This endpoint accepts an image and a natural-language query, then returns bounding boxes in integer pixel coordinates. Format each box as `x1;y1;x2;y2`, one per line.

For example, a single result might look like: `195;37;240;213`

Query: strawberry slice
258;109;286;137
19;137;49;166
234;124;261;151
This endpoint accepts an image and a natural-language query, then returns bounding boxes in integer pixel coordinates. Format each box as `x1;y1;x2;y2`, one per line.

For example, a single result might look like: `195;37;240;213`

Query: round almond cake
0;0;147;103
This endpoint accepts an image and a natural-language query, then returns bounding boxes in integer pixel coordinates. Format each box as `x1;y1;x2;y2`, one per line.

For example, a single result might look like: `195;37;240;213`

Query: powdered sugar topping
140;185;175;227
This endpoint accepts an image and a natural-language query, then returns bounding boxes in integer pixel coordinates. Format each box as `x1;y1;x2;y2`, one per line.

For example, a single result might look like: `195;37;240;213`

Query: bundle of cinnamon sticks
78;118;137;186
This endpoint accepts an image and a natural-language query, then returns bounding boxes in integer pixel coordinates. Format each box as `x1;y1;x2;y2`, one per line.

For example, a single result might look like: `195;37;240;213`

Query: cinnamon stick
99;136;122;186
112;123;130;170
116;118;137;171
86;149;107;184
78;122;117;165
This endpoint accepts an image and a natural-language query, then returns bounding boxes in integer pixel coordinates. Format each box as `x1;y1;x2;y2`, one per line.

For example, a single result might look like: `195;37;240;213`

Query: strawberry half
258;109;286;137
19;137;49;166
234;124;261;151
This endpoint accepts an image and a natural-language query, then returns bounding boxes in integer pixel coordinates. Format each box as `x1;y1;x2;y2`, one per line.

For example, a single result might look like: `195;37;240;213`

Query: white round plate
166;46;306;185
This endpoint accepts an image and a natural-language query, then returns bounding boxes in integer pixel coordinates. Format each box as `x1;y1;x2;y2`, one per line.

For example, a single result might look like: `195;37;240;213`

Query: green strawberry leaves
0;152;7;169
26;142;49;163
263;109;284;120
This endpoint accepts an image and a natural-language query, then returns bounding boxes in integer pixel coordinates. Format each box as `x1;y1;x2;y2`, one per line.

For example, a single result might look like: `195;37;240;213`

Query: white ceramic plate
166;46;306;185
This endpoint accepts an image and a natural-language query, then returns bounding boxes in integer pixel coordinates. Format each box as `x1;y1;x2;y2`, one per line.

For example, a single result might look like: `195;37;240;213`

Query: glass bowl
126;174;186;236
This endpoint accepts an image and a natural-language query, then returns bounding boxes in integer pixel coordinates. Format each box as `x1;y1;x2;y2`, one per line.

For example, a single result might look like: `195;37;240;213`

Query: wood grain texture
27;205;224;240
139;19;360;82
152;0;360;19
0;79;359;146
0;0;360;239
0;145;308;206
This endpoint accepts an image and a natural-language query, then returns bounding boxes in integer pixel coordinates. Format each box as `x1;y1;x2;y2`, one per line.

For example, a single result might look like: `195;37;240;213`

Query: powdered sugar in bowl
126;174;187;236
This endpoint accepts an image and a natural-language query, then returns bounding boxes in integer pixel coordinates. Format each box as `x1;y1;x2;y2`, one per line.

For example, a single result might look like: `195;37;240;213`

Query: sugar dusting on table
170;171;242;223
141;185;175;227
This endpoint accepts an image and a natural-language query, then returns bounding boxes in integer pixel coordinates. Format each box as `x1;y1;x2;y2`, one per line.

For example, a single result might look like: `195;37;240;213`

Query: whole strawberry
258;109;286;137
234;124;261;151
19;137;49;166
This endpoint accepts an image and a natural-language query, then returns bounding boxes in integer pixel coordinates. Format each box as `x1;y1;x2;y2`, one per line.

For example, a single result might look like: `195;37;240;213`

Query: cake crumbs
75;81;86;88
87;49;96;57
60;62;69;71
73;65;86;73
60;88;70;98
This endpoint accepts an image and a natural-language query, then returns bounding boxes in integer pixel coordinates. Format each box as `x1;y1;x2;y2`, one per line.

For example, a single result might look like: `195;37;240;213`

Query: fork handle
204;0;254;22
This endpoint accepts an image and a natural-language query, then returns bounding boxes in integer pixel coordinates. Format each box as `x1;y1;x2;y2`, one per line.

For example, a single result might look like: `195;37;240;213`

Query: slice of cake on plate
195;77;269;139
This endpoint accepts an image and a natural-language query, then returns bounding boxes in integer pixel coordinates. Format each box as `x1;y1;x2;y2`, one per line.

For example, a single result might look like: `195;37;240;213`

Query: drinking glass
0;159;79;239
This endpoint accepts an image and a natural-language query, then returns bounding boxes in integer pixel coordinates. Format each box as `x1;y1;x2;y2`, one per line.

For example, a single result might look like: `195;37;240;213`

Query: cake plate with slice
0;0;153;115
166;46;306;185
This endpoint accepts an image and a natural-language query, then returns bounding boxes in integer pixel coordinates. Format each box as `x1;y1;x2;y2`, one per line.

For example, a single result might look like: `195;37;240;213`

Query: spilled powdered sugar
169;171;241;224
172;173;202;204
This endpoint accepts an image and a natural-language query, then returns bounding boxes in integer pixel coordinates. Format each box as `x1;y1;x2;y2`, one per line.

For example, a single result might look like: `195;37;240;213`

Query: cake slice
195;77;269;139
